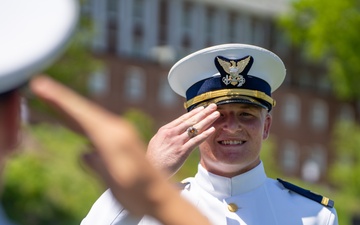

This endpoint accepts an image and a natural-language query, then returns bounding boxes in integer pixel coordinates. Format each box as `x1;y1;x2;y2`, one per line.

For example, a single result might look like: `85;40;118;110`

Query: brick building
81;0;358;182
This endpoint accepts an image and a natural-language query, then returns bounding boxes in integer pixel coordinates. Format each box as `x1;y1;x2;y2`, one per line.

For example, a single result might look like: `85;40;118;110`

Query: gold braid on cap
184;89;276;109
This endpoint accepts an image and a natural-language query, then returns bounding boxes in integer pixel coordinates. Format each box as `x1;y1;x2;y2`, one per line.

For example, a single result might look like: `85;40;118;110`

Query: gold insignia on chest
227;203;239;212
215;56;252;87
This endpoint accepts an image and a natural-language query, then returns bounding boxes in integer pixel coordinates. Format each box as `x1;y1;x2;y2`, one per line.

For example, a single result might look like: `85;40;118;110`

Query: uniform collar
194;162;267;199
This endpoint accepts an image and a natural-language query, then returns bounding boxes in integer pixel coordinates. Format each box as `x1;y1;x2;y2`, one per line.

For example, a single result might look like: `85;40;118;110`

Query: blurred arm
29;75;211;225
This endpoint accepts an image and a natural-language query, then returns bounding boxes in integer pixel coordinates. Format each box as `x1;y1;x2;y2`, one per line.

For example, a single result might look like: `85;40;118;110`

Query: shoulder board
277;178;334;208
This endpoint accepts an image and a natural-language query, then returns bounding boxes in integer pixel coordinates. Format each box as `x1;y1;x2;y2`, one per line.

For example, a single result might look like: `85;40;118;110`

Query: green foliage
328;121;360;224
279;0;360;99
27;7;103;117
278;1;360;223
123;108;156;143
173;148;200;181
2;124;103;225
44;15;102;95
330;121;360;195
260;137;281;178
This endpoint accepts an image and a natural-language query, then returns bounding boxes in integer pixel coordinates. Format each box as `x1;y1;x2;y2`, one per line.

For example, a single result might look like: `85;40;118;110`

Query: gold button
227;203;238;212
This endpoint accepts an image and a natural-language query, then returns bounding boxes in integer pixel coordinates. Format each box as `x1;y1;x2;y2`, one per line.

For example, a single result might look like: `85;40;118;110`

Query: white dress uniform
81;44;338;225
81;162;338;225
0;204;16;225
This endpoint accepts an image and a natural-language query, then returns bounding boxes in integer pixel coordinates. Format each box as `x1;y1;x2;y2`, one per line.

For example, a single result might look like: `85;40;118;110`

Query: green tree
123;109;156;143
279;1;360;223
328;121;360;225
27;2;103;117
2;124;103;225
279;0;360;99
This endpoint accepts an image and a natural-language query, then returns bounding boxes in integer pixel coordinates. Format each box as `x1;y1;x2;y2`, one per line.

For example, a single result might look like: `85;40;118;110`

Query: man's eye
239;112;252;117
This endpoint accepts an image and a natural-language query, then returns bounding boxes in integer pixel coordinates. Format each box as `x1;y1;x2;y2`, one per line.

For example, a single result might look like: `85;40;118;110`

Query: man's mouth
219;140;245;145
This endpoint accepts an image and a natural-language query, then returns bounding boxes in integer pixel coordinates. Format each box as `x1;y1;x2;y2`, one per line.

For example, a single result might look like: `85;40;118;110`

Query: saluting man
81;43;338;225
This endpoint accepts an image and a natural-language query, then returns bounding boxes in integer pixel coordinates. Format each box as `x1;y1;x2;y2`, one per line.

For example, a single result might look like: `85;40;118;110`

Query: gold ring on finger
186;126;198;138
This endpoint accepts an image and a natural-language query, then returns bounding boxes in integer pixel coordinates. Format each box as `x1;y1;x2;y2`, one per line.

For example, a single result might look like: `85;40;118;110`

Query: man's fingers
180;104;218;131
183;126;216;150
180;105;219;143
163;106;205;129
165;104;218;136
187;108;219;135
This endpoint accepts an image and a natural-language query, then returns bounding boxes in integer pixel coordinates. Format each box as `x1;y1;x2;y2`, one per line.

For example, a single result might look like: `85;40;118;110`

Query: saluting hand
146;104;220;177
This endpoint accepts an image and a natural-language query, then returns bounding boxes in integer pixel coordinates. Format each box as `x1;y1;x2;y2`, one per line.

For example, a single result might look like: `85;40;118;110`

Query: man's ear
262;113;272;140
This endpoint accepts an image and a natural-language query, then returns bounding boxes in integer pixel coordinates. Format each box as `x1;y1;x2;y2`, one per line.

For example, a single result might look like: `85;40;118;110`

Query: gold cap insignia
215;55;253;87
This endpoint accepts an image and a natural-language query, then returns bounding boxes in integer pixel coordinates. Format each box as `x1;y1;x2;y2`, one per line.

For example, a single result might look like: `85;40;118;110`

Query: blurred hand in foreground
29;75;211;225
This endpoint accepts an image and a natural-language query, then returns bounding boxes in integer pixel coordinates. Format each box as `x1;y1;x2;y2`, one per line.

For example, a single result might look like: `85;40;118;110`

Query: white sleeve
80;189;142;225
328;207;338;225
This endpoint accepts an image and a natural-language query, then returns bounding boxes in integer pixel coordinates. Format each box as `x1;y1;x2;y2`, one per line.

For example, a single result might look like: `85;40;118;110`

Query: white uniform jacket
0;204;17;225
81;162;338;225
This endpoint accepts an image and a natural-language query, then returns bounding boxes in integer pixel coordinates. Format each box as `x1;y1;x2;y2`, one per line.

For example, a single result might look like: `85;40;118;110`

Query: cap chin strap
184;89;275;109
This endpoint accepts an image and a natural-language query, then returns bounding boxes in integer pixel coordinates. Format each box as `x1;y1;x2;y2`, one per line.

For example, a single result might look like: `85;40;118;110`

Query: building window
301;145;327;183
205;7;216;45
252;19;267;47
124;66;146;102
133;0;145;24
108;0;118;24
297;71;312;89
21;98;29;125
106;0;119;53
228;13;237;42
133;36;144;57
88;68;109;96
310;99;328;131
91;0;107;53
281;140;299;175
237;14;251;44
150;45;176;66
158;77;178;107
317;75;332;93
282;94;301;127
182;2;192;34
273;30;290;57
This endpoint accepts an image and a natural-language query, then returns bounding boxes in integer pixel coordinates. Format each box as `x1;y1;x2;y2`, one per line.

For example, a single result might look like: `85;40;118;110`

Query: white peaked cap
168;44;286;111
0;0;79;93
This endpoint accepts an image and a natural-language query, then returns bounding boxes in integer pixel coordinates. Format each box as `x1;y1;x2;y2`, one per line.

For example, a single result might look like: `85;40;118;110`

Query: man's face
199;103;272;177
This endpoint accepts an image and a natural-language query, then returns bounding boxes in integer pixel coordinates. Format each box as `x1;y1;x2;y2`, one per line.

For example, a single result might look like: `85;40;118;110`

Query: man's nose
221;114;242;133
